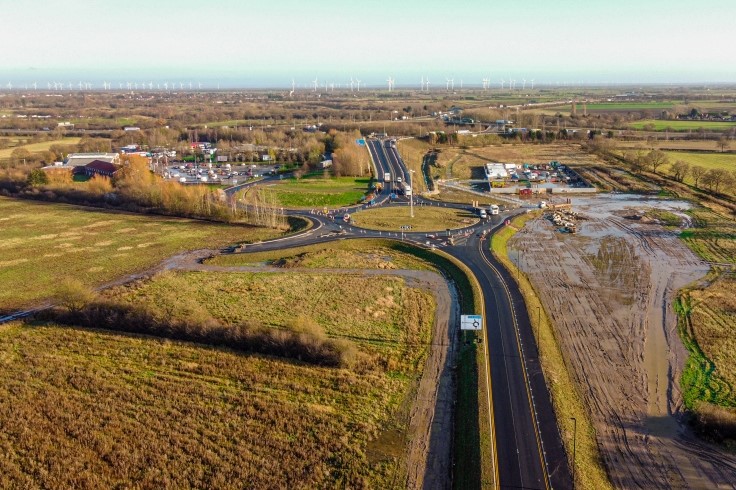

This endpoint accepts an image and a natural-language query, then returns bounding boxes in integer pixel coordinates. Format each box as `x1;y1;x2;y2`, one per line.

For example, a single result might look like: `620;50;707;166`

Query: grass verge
351;206;478;232
491;212;613;490
244;175;371;208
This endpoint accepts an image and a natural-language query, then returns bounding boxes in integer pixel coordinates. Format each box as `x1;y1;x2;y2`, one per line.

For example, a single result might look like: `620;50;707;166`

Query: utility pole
571;417;577;490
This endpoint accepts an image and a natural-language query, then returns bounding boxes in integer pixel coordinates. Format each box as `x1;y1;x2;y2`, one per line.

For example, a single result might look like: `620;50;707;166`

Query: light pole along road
231;134;573;488
0;136;574;488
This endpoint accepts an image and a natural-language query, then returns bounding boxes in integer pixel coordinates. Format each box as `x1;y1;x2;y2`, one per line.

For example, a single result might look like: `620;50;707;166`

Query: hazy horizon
2;0;735;88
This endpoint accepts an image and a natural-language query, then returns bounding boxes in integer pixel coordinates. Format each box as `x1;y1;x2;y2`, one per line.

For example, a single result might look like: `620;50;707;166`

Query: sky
2;0;735;88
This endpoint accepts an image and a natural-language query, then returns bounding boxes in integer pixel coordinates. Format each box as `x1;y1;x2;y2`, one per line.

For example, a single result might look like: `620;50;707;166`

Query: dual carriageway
240;137;573;489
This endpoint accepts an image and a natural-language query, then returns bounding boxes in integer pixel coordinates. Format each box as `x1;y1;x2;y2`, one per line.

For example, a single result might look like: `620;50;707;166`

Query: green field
0;197;281;310
661;152;736;193
0;137;81;160
675;207;736;442
246;175;371;208
629;120;736;131
351;206;477;232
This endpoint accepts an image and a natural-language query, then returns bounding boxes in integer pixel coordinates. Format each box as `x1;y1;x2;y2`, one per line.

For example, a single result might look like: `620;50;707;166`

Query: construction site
508;194;736;488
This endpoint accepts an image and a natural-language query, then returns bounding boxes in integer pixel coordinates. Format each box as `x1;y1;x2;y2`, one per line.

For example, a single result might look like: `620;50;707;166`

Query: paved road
1;136;573;489
447;217;572;489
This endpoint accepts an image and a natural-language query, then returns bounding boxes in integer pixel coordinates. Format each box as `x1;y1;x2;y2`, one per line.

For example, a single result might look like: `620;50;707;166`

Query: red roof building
83;160;121;178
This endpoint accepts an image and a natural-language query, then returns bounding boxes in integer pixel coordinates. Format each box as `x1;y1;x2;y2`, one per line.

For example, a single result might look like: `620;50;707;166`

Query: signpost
461;315;483;331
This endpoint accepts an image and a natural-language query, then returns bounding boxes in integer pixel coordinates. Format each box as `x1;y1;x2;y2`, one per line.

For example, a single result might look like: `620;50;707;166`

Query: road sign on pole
461;314;483;330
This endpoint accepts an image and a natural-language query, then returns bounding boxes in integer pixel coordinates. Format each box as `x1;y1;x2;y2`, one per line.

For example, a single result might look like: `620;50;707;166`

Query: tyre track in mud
511;197;736;489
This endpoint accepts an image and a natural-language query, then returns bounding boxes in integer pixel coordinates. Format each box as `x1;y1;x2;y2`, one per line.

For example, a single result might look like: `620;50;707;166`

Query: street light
571;417;577;490
409;169;416;218
536;305;541;355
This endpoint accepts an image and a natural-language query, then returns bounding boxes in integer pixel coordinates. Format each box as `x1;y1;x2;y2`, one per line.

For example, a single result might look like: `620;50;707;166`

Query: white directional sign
461;314;483;331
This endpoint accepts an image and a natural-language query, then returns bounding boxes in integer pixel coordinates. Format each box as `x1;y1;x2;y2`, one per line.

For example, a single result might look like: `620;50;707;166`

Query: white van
490;204;500;215
479;209;488;219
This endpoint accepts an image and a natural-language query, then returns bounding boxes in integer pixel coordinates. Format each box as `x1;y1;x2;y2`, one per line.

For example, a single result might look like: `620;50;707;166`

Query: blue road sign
356;139;366;146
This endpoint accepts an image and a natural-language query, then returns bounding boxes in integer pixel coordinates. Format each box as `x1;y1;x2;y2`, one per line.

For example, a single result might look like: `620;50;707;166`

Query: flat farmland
0;197;281;310
615;140;730;151
0;137;81;159
629;120;736;131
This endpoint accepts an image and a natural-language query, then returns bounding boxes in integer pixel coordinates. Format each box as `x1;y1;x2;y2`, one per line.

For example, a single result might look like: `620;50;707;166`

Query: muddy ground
509;194;736;489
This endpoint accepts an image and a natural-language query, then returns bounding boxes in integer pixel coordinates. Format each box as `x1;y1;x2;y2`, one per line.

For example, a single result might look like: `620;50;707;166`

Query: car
397;177;402;183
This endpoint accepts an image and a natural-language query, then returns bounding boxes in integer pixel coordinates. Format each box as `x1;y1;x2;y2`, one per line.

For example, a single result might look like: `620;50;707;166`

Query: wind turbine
500;79;505;90
531;79;535;90
312;77;318;91
445;78;450;91
421;76;425;91
47;82;52;90
482;78;489;90
425;77;430;91
355;78;361;91
522;78;526;90
6;82;11;90
32;82;37;90
349;77;354;92
386;77;394;91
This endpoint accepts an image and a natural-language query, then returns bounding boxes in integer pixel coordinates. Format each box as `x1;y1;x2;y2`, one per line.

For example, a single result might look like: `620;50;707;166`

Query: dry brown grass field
0;264;436;488
207;238;433;270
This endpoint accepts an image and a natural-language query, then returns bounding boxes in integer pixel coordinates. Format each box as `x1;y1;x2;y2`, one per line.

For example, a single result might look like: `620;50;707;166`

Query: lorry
384;172;391;183
490;204;500;215
404;184;412;197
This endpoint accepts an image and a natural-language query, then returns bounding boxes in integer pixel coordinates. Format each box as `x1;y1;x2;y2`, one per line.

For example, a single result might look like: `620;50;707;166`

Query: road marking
478;232;551;490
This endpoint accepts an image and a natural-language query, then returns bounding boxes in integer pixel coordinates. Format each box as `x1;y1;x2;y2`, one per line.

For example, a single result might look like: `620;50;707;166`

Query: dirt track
165;255;458;490
509;195;736;489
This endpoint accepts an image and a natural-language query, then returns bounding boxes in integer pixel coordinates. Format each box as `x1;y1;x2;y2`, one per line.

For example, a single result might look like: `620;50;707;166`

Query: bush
27;169;48;186
49;299;357;368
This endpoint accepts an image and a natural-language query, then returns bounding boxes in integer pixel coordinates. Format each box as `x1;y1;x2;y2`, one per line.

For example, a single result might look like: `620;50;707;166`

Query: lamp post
536;305;541;355
409;169;415;218
571;417;577;490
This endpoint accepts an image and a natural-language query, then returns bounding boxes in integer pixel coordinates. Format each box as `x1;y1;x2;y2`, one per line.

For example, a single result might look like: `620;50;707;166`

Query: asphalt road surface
1;137;573;489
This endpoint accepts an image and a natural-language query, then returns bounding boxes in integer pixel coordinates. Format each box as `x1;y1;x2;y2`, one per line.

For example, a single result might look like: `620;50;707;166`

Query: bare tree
716;137;731;153
56;279;96;315
646;149;669;175
691;165;707;188
702;168;732;193
669;160;690;183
